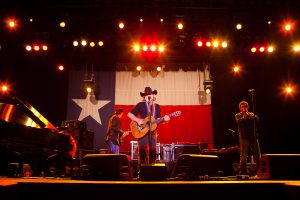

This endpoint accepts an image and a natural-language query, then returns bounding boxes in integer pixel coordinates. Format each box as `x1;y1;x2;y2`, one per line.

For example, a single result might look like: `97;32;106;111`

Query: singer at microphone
234;100;261;176
248;89;255;93
127;86;167;170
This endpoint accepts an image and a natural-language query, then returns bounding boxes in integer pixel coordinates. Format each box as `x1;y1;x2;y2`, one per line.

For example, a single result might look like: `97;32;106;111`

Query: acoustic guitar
130;111;181;139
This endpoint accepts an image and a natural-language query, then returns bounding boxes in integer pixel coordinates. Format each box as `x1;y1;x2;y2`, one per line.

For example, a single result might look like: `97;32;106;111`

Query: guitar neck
153;113;174;124
154;117;165;124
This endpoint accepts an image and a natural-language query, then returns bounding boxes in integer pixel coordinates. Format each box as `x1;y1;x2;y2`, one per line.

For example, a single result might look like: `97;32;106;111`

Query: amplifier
65;127;94;150
64;120;87;130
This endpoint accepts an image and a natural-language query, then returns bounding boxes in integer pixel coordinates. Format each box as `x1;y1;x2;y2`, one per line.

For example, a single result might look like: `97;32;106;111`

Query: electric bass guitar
130;111;181;139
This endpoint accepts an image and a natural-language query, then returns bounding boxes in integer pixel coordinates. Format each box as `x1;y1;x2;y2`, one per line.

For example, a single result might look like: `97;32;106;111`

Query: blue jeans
107;140;120;154
239;135;261;175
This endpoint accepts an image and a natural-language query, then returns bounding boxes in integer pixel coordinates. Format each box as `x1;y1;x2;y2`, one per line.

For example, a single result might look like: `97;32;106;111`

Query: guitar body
130;111;181;139
130;116;158;139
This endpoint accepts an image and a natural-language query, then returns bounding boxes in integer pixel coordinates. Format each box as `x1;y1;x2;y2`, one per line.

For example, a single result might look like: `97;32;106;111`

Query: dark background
1;0;300;153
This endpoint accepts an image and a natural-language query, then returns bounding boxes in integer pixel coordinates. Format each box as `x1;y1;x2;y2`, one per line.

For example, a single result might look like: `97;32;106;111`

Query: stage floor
2;153;300;200
1;176;300;200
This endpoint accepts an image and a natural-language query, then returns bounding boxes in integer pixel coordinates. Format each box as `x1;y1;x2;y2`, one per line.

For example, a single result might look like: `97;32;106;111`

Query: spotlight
204;80;213;94
1;84;9;93
84;74;95;94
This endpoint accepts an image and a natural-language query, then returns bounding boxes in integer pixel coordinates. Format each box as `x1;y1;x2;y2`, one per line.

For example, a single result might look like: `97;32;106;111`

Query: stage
1;176;300;200
2;146;300;200
3;153;300;200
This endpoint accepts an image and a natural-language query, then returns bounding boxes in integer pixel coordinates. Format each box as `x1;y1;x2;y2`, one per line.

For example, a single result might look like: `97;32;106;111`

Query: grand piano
0;95;76;176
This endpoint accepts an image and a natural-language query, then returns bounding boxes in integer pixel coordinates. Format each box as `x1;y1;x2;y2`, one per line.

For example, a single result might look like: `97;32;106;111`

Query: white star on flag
72;93;110;125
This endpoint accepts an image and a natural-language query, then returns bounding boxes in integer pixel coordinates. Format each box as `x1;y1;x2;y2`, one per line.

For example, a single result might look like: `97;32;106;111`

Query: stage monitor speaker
140;163;168;181
257;154;300;180
82;154;132;180
169;154;223;180
173;143;200;160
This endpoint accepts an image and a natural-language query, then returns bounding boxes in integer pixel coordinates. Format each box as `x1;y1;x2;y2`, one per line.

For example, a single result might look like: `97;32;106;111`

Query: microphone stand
147;97;152;165
248;89;256;137
248;88;261;170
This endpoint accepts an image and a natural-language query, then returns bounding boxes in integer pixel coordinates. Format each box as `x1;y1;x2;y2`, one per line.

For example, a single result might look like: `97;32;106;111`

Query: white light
81;40;87;46
73;41;79;47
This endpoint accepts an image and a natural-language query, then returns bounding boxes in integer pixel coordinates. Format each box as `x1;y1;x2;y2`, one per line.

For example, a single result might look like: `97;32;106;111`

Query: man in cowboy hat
127;87;170;179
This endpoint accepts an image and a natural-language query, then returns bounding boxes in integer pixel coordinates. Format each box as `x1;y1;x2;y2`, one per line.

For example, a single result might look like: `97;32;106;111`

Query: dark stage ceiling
0;0;300;71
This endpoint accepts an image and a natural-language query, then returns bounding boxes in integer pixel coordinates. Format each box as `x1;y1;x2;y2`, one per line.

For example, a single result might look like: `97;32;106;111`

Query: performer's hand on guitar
137;118;144;126
119;130;131;146
163;115;170;121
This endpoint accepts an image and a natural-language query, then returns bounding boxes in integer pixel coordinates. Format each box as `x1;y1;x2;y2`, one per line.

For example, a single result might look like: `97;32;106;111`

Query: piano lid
0;95;57;131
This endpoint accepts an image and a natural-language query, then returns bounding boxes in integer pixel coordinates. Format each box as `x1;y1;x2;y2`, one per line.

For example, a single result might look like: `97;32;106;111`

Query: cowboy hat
140;87;157;97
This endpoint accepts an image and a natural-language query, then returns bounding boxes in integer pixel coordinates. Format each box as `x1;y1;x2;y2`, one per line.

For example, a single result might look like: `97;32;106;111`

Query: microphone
248;89;255;93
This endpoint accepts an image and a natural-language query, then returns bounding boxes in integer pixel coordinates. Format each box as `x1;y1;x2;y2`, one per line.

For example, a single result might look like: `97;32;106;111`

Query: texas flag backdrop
67;70;213;152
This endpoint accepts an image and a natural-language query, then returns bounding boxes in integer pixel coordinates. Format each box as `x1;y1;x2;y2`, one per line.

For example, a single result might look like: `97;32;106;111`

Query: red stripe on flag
117;105;213;152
